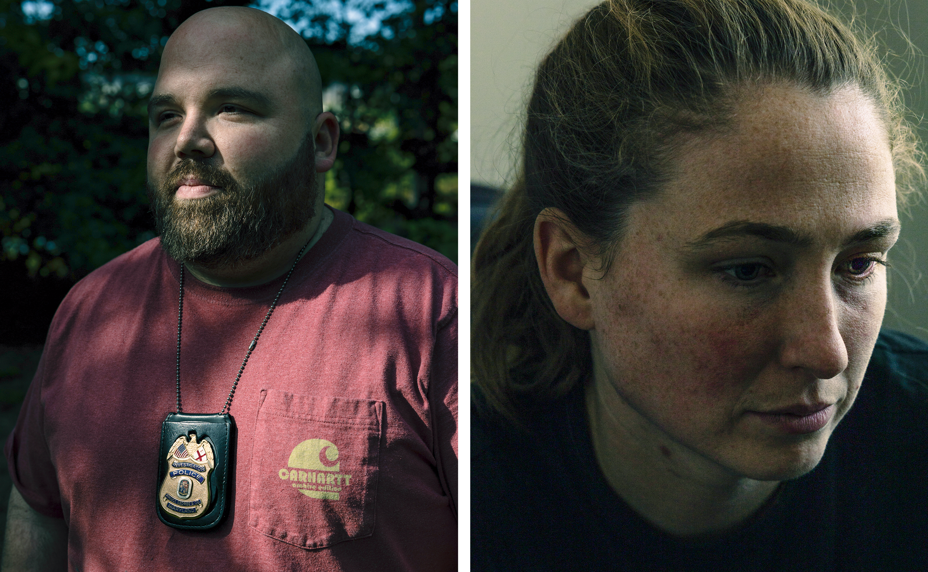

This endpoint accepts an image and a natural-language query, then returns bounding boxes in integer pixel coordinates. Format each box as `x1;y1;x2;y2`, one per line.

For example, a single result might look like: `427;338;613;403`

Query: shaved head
146;6;340;274
158;6;323;123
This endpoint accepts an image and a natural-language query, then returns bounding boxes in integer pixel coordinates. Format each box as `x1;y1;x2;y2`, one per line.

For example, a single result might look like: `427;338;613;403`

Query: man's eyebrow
682;218;901;251
147;87;274;118
203;87;274;109
147;93;176;118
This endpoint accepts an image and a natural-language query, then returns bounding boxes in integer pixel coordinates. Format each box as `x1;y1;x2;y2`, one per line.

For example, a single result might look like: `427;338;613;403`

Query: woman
471;0;928;569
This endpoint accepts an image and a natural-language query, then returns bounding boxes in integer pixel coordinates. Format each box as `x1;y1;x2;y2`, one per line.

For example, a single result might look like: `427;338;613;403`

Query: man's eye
156;112;179;124
724;263;765;281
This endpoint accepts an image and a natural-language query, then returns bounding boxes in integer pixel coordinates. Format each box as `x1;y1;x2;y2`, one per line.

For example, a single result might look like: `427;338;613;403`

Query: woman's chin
732;440;830;482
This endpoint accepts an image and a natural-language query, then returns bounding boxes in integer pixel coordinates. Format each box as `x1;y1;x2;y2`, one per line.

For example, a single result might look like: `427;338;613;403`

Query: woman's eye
843;256;884;278
848;258;872;275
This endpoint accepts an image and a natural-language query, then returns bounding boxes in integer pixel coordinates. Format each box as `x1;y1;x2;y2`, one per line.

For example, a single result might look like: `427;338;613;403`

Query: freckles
664;316;760;403
598;254;755;408
697;332;747;395
688;302;767;395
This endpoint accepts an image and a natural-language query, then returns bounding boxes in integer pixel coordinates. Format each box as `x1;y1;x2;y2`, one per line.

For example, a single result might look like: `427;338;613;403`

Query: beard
147;134;317;269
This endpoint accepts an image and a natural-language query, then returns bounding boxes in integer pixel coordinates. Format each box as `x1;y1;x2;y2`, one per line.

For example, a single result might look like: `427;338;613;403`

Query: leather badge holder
157;413;234;530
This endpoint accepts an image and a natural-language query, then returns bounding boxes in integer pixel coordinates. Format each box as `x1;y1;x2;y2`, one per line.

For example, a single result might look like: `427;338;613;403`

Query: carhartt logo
279;439;353;500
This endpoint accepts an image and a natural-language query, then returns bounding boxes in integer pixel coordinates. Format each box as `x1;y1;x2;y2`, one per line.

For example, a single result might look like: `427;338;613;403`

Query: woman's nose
777;277;850;380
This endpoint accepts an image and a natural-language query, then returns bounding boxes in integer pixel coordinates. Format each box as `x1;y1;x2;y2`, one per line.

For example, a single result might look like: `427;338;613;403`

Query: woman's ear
534;208;596;330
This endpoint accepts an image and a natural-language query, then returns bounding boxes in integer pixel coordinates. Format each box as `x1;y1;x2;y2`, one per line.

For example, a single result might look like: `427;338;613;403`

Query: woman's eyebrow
683;221;813;252
682;218;900;252
846;219;901;245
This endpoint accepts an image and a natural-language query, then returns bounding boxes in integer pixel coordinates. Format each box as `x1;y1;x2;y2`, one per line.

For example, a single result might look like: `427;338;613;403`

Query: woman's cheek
602;302;761;413
694;326;769;398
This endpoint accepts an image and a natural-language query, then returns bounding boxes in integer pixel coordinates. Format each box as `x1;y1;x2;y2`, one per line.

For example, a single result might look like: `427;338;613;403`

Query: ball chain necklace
156;239;311;530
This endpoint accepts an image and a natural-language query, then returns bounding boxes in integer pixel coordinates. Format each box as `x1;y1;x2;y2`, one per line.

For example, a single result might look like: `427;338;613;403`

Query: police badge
156;413;233;530
160;432;214;518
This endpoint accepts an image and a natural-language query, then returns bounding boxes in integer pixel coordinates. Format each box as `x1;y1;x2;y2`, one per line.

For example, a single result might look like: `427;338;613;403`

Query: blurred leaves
0;0;242;279
0;0;457;283
306;0;458;261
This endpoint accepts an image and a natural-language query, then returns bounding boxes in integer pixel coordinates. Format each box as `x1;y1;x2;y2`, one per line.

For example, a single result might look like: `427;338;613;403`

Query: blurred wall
471;0;928;341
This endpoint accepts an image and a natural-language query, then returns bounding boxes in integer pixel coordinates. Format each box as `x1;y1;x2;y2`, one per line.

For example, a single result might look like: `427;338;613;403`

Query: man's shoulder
75;237;163;283
57;238;165;313
336;210;457;279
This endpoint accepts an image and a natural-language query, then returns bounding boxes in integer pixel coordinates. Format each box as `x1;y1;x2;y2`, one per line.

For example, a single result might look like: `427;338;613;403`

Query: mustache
163;160;238;193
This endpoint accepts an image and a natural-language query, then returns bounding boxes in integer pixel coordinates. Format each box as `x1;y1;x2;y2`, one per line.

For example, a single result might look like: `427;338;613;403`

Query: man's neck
184;208;325;288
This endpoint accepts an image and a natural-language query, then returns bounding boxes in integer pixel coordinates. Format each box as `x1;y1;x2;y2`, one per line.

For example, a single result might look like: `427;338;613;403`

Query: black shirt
472;330;928;571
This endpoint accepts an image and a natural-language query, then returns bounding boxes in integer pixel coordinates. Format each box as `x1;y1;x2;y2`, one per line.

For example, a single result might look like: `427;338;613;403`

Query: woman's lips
748;403;836;435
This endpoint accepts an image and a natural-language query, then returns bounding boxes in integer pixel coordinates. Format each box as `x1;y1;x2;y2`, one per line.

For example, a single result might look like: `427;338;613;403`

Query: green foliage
300;0;459;262
0;0;241;278
0;0;457;281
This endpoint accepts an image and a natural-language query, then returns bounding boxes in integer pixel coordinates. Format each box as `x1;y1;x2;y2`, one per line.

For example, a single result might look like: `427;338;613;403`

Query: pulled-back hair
472;0;925;420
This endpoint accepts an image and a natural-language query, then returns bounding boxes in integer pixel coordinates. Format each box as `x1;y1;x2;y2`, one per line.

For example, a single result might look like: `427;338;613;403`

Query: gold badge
158;433;215;519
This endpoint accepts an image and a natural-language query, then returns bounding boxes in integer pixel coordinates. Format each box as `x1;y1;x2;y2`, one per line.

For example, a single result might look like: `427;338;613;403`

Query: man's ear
534;208;596;331
313;112;340;173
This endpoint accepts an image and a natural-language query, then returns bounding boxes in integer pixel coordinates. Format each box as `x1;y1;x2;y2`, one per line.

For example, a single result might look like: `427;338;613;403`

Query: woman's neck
584;381;781;538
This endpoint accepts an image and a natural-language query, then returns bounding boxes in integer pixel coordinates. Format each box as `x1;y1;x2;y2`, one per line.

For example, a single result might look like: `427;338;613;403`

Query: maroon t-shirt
6;208;458;571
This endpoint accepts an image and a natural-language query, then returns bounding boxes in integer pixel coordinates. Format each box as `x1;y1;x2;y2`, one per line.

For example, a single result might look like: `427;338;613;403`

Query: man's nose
174;114;216;159
777;275;849;380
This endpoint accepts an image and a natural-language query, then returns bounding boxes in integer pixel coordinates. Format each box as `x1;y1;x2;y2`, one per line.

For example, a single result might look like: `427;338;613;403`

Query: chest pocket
248;389;384;548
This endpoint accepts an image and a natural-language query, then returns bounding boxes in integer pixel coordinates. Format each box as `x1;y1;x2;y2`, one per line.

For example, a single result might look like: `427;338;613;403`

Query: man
2;7;457;571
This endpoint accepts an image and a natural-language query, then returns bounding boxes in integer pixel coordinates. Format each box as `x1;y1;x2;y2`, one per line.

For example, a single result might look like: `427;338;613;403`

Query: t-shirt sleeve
4;351;64;519
430;305;458;519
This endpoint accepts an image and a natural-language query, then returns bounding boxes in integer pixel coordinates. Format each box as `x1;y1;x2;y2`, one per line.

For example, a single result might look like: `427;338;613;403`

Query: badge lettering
159;433;215;519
